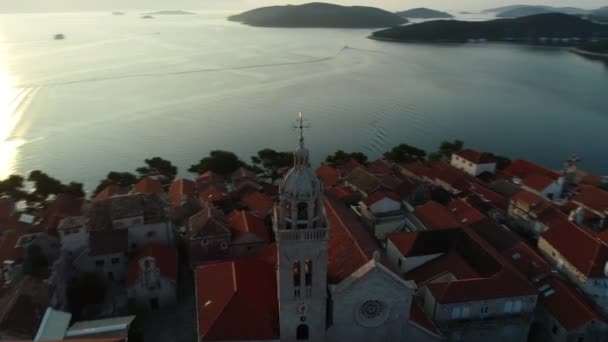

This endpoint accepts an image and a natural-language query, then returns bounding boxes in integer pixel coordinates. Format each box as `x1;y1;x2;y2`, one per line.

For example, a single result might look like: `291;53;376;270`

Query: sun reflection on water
0;42;28;181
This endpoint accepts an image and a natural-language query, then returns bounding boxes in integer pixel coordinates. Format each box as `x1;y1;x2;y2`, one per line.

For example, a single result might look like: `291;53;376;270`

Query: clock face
296;303;309;316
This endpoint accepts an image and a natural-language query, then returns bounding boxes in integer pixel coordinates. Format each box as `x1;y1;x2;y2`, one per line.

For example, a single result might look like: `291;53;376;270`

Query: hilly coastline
228;2;407;28
396;8;453;19
371;13;608;44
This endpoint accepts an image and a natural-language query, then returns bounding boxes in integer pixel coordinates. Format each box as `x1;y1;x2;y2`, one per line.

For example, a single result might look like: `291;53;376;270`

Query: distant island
587;7;608;23
146;10;196;15
483;5;587;15
228;2;407;28
370;13;608;44
396;8;452;19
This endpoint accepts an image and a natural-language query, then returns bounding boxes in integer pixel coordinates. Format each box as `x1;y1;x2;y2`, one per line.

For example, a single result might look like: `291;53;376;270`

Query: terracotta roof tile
199;185;230;204
447;199;487;225
573;185;608;214
316;164;340;188
324;194;380;284
510;190;552;215
133;177;163;194
228;210;269;241
127;243;177;286
453;149;495;164
540;276;607;331
188;205;230;239
581;173;604;186
406;250;480;285
0;231;25;265
169;178;196;208
522;174;556;192
387;229;464;257
504;159;561;181
415;201;461;231
399;161;433;180
93;185;128;202
541;219;608;277
195;259;278;341
196;171;225;190
338;159;365;177
326;186;358;201
343;167;381;195
240;191;274;218
366;159;394;177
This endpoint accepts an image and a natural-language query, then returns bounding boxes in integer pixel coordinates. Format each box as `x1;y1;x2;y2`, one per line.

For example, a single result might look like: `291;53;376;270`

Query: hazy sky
0;0;605;13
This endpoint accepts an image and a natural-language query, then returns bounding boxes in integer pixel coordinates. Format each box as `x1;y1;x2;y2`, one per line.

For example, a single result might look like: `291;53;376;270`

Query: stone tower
274;114;329;341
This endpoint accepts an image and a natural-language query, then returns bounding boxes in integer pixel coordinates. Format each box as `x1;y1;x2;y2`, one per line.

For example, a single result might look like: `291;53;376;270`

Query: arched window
305;260;312;286
293;262;301;287
298;202;308;220
296;324;309;340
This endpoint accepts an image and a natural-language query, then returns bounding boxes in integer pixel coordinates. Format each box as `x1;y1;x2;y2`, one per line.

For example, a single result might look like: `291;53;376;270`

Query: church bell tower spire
274;113;328;341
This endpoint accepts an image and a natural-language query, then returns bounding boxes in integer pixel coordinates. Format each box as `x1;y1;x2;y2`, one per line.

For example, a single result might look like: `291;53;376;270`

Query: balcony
278;229;328;241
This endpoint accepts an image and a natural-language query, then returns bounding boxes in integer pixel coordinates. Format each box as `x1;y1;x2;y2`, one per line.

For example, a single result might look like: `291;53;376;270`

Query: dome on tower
281;162;322;200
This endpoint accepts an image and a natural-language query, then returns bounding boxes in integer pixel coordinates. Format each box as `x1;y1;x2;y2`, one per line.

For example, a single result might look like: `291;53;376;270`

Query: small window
480;306;489;314
552;325;558;334
513;300;523;313
397;258;402;267
111;257;120;265
296;324;309;340
504;301;513;313
462;306;470;319
293;262;301;288
451;307;461;319
96;260;105;267
147;231;156;238
305;260;312;286
298;203;308;221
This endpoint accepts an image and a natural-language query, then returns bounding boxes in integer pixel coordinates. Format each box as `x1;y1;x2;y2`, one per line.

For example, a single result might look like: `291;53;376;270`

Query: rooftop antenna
293;112;311;147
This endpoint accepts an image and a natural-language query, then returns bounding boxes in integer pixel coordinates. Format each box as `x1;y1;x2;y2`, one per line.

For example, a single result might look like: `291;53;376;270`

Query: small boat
54;34;65;40
112;12;125;16
141;15;154;19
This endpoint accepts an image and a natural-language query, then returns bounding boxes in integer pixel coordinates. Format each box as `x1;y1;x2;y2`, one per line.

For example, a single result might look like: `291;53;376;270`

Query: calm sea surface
0;12;607;191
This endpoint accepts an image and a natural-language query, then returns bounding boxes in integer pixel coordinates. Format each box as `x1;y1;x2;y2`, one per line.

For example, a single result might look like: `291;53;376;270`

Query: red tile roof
228;210;269;241
362;190;401;207
169;178;196;208
387;229;464;258
573;185;608;214
253;242;277;267
366;159;394;177
133;177;163;194
447;199;487;225
540;219;608;278
343;168;382;195
503;241;552;281
93;185;128;202
409;301;440;335
467;182;508;210
40;194;84;231
426;268;536;304
406;250;480;285
453;149;495;164
316;164;340;188
429;161;469;189
504;159;561;181
511;190;552;215
338;159;365;177
581;173;604;186
522;174;556;192
399;161;433;180
195;259;278;341
415;201;461;231
541;276;607;331
326;186;357;201
324;194;380;284
89;229;128;256
127;243;177;286
240;191;274;218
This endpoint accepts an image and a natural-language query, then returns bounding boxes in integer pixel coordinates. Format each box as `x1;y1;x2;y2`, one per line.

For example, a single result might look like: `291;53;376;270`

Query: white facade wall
450;155;496;177
327;267;414;342
434;295;537;322
74;249;128;283
374;220;406;241
60;227;89;255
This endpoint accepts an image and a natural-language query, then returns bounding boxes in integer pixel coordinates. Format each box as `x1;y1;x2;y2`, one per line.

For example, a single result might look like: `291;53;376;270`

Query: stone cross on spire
294;112;311;147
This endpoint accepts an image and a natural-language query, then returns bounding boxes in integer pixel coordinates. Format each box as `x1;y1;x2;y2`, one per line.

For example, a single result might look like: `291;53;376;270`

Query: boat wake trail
20;46;352;88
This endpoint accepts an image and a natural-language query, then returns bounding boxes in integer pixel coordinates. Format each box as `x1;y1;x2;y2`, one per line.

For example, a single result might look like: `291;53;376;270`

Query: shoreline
570;48;608;59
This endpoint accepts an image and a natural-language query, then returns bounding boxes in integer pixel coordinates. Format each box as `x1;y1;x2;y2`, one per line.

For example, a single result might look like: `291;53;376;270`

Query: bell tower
274;113;328;341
